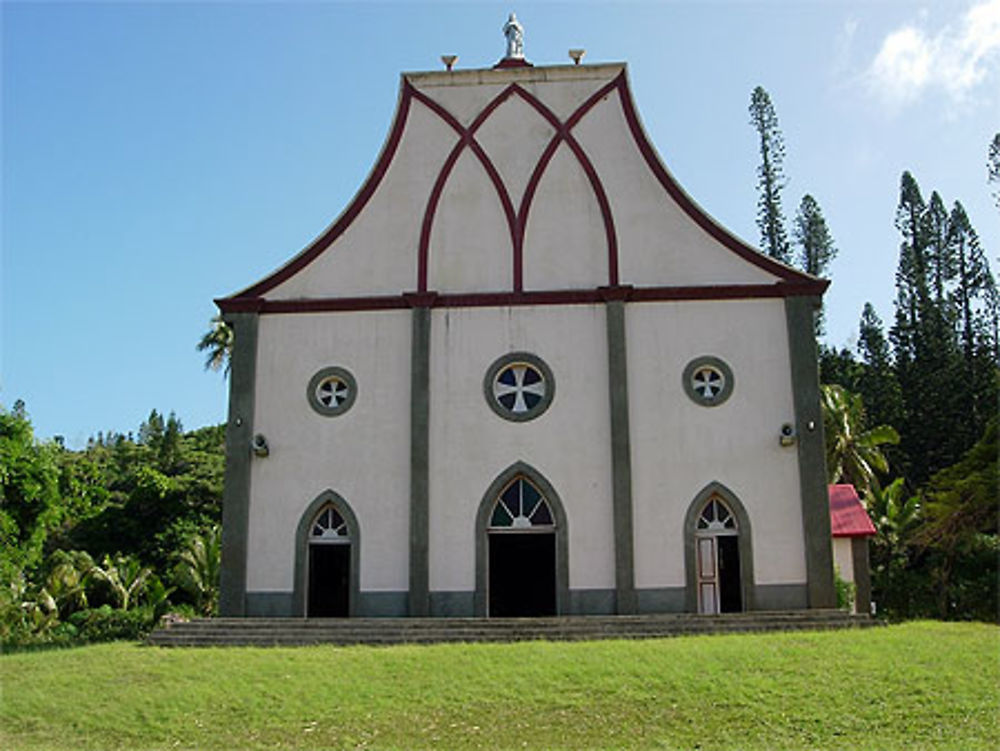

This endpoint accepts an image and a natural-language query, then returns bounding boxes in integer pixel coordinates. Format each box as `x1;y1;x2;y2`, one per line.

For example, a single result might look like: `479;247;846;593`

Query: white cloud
866;0;1000;110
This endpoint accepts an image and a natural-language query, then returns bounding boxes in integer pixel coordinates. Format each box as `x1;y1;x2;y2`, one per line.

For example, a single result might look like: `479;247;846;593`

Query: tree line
751;87;998;620
1;404;223;646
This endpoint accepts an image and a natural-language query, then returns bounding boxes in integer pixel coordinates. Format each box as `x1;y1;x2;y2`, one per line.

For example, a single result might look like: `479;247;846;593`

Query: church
215;18;835;619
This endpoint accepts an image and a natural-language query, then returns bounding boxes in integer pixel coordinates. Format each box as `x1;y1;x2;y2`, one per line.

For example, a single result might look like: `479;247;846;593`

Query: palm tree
866;477;921;616
174;526;221;616
87;554;152;611
42;550;94;618
197;315;233;375
821;384;900;497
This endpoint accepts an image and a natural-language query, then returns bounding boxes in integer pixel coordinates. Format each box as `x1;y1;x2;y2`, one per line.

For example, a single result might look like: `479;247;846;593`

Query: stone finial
503;12;524;59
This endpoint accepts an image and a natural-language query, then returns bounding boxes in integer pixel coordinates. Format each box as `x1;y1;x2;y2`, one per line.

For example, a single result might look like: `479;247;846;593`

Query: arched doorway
694;497;741;614
307;505;352;617
488;475;556;616
293;491;360;617
683;483;755;614
475;462;569;617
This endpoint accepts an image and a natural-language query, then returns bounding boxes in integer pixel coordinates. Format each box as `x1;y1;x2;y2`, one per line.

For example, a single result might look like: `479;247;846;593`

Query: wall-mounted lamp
252;433;270;457
779;423;797;447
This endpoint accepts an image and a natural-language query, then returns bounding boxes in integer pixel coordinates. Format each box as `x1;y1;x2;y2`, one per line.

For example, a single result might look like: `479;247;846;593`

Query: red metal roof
829;484;876;537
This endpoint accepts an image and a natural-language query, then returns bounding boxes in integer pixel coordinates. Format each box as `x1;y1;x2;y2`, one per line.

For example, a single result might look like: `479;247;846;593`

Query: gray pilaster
218;312;259;617
852;537;872;616
784;296;836;609
605;299;637;614
408;304;432;616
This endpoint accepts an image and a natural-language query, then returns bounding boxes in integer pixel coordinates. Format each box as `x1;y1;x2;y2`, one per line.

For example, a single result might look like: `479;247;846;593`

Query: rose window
682;356;734;407
691;365;725;400
494;363;546;414
484;353;555;422
307;366;357;416
316;375;350;409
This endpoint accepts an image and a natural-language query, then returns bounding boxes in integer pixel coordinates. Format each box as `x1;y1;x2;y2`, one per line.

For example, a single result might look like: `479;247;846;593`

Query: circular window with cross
307;366;358;417
484;352;555;422
682;356;734;407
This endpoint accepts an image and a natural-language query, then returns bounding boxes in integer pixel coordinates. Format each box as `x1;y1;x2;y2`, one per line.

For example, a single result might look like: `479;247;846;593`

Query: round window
307;366;357;416
682;356;734;407
484;352;555;422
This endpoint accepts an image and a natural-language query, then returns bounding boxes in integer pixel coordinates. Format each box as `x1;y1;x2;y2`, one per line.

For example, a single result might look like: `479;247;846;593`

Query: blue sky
4;1;999;447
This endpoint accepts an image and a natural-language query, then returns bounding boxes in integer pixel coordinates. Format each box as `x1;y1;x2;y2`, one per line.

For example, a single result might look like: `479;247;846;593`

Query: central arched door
487;475;557;617
307;505;352;617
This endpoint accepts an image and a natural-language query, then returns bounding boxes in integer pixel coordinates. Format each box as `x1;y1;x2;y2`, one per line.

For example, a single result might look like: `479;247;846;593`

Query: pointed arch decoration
683;482;755;613
474;461;570;616
413;79;620;293
292;490;361;617
216;66;829;314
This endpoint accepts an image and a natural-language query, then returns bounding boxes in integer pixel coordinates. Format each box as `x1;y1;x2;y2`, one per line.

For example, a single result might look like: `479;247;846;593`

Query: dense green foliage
1;622;996;750
1;404;223;647
819;169;998;621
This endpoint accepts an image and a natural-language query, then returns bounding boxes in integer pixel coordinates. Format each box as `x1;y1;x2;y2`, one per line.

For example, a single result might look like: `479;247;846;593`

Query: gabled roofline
220;74;415;302
216;62;828;314
614;67;822;287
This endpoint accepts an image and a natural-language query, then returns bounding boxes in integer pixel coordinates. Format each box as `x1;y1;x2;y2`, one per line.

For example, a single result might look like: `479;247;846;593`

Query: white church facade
216;37;835;618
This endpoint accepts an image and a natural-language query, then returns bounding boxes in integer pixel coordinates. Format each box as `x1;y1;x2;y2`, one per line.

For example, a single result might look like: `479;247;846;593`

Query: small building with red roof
829;484;876;614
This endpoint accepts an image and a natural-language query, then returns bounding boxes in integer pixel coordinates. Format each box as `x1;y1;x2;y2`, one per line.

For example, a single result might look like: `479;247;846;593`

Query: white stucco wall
832;537;854;583
246;311;411;592
429;148;513;293
427;305;615;594
627;300;807;590
521;142;609;290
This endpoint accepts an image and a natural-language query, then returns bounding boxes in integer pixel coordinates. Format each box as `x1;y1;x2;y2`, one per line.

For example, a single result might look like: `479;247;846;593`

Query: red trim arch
412;80;620;292
217;65;825;313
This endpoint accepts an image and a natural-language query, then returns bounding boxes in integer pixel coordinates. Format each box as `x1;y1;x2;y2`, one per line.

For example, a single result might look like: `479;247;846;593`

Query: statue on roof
503;13;524;59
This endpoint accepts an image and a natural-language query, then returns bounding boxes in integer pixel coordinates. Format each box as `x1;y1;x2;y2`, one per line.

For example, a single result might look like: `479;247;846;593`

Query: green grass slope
1;621;997;750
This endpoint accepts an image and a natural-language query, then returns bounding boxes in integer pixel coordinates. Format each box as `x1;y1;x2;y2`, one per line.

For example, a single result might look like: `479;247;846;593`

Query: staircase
147;610;878;647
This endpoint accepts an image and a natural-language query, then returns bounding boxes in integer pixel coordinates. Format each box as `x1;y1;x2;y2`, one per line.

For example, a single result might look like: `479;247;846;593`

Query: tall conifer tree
856;303;903;434
793;194;837;335
889;173;997;484
749;86;790;263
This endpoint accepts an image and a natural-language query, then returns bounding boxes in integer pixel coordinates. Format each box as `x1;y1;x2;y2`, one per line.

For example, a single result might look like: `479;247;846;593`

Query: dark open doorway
488;533;556;617
717;535;742;613
308;544;350;617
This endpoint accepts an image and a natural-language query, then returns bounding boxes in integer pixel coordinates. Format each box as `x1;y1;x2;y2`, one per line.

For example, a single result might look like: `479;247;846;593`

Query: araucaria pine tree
856;303;903;436
749;86;791;263
889;171;999;484
793;194;837;334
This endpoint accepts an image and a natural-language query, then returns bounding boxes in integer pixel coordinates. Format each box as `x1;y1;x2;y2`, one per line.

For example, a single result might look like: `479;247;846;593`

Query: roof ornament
503;13;524;60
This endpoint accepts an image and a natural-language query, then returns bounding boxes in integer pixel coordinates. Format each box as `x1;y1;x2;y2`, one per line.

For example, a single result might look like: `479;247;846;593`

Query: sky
3;0;999;448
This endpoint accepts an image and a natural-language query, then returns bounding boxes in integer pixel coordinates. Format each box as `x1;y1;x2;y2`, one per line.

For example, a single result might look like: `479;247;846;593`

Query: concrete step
148;611;879;647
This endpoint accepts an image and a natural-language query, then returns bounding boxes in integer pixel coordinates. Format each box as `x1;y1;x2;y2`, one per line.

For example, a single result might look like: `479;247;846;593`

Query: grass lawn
1;621;997;750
